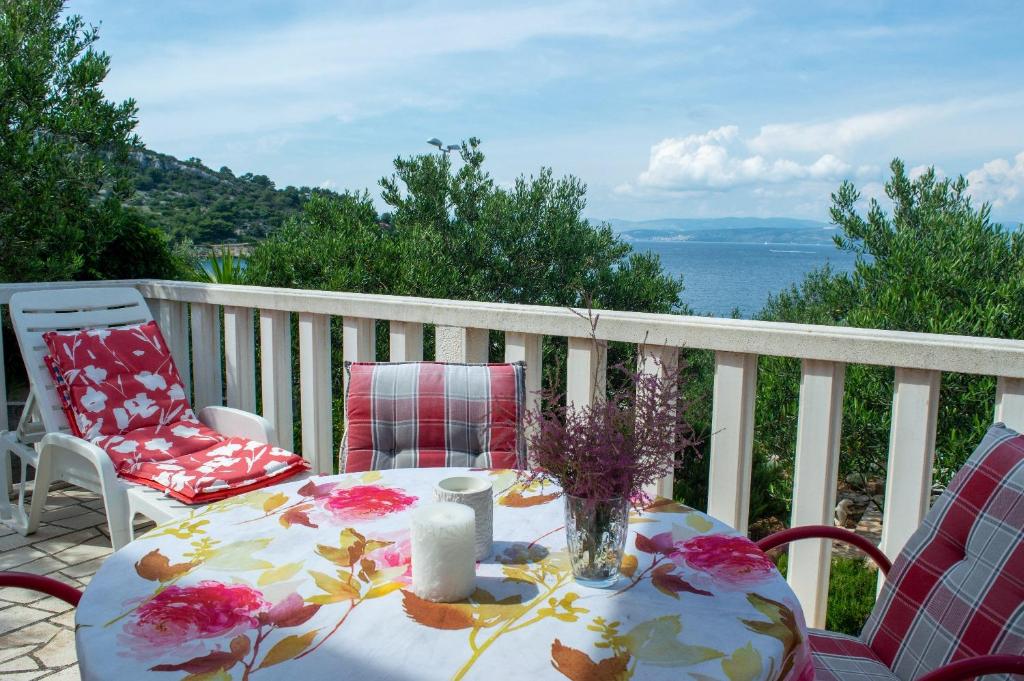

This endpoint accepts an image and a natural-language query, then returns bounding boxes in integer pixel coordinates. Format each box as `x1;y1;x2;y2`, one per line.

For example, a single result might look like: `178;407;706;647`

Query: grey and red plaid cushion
856;422;1024;680
340;361;527;472
809;630;898;681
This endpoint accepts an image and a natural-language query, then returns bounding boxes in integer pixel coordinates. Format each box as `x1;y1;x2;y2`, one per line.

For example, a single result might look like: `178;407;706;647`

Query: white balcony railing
2;279;1023;628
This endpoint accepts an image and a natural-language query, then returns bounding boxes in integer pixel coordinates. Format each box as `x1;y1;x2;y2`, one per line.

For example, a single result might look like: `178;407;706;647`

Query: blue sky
81;1;1024;223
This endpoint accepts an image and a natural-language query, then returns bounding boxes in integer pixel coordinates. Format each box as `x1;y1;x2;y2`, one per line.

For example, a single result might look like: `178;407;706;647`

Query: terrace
1;278;1023;679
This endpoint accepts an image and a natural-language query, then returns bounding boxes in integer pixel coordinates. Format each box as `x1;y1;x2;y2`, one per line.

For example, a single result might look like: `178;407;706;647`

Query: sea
633;241;858;318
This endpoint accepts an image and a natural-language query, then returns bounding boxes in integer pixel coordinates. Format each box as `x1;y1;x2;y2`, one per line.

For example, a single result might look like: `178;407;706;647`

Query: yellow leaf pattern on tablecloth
723;642;763;681
257;561;303;586
256;630;319;669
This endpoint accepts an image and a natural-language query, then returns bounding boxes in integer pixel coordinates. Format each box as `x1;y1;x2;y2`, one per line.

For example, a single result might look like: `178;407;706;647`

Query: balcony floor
0;485;153;680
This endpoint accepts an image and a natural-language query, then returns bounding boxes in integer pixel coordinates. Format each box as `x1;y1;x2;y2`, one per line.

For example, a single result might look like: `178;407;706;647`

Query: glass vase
563;493;629;587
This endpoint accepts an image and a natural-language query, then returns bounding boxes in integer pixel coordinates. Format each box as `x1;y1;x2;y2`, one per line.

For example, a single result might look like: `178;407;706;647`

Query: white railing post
504;331;543;420
343;317;376;365
995;376;1024;433
389;321;423;362
190;303;223;410
0;306;7;433
223;306;256;413
879;369;940;567
259;309;293;450
707;351;758;532
436;326;488;363
566;336;606;408
299;313;332;474
151;299;191;395
639;344;680;500
788;359;845;629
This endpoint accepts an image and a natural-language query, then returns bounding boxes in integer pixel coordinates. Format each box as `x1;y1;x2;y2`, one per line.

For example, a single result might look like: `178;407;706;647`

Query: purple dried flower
522;348;701;510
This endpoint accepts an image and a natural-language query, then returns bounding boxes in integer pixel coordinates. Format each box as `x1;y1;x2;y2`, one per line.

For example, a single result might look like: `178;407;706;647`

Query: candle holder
435;476;494;560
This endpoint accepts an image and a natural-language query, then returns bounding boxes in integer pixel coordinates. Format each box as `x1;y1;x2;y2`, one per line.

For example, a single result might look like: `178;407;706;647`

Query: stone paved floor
0;485;152;680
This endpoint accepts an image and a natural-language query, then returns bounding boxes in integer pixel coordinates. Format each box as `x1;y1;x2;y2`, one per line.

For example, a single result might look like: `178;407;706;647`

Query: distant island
606;217;838;245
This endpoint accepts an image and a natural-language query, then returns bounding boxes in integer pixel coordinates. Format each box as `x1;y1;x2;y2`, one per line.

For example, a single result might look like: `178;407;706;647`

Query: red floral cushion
43;321;193;440
43;322;307;504
95;420;307;504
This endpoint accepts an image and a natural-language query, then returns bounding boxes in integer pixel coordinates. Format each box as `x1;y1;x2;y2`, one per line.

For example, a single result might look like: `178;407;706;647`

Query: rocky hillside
126;150;334;244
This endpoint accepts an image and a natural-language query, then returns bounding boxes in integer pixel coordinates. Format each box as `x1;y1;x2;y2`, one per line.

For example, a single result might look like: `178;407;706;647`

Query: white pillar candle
410;502;477;603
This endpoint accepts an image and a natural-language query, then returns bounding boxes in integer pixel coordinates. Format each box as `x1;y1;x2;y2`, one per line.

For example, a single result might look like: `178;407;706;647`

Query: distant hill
606;217;837;245
607;217;830;232
126;150;336;244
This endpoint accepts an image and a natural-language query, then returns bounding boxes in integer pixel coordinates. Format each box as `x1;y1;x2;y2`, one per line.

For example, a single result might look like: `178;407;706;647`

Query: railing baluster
788;359;845;629
389;321;424;361
566;336;606;408
995;376;1024;432
343;317;376;365
190;303;223;410
504;331;543;421
149;298;191;395
707;351;758;531
223;306;256;413
299;313;332;474
639;344;680;500
436;326;488;363
879;368;940;567
259;309;293;450
0;306;7;433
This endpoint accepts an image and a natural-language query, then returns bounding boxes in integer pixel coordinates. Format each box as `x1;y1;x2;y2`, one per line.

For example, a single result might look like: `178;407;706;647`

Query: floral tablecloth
76;468;812;681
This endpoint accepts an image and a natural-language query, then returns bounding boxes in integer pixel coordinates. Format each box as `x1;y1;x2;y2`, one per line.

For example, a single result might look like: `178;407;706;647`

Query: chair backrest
9;287;154;437
860;422;1024;679
340;361;527;472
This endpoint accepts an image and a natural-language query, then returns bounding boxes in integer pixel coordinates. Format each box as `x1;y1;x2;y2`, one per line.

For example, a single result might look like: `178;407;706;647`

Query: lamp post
427;138;461;155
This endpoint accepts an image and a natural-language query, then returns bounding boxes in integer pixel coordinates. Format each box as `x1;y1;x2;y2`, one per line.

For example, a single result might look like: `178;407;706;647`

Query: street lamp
426;138;461;155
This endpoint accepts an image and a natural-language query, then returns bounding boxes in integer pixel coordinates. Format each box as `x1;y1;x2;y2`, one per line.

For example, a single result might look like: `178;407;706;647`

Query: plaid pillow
340;361;527;472
860;422;1024;680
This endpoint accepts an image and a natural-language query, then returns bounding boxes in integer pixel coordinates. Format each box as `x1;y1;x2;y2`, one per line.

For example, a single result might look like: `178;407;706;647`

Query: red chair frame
757;526;1024;680
755;524;893;575
0;571;82;606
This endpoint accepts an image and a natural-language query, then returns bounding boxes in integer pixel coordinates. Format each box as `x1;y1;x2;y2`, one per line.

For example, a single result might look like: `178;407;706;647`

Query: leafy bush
753;161;1024;511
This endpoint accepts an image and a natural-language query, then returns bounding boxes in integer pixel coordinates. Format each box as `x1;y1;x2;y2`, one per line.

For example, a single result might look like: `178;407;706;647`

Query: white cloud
621;125;851;193
748;106;929;155
967;151;1024;208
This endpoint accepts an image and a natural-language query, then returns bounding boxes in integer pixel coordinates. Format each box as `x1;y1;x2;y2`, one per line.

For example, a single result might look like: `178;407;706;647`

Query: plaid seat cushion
860;422;1024;680
340;361;527;472
43;322;308;504
809;629;898;681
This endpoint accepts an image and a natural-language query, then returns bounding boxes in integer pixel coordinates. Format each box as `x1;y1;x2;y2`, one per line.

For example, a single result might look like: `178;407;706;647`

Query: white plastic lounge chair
0;287;306;549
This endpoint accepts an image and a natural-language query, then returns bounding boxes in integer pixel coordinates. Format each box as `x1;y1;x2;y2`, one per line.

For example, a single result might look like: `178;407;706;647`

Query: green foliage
248;139;683;314
755;160;1024;512
201;247;248;284
127;150;334;244
246;140;686;452
775;554;877;635
0;0;188;282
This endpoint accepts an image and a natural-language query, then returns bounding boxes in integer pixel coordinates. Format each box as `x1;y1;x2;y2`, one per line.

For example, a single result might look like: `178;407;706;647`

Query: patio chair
0;571;82;606
757;422;1024;681
0;287;309;550
340;361;527;472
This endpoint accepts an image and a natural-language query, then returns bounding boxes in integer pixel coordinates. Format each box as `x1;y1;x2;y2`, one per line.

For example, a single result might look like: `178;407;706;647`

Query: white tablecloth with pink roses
76;468;813;681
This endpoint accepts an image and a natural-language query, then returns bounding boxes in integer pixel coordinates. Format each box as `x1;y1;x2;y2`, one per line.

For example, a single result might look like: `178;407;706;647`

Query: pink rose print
122;581;267;655
322;485;418;521
366;533;413;583
672;534;775;586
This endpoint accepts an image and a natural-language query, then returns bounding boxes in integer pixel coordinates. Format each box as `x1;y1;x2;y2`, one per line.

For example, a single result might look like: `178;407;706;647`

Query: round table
76;468;812;680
